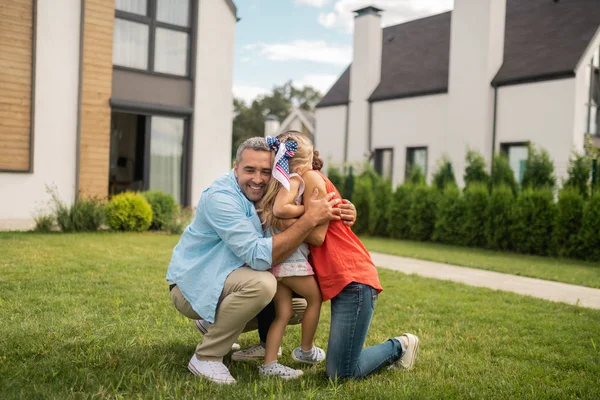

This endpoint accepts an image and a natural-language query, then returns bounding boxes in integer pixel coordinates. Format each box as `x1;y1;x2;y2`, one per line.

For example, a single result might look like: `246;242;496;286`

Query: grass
1;232;599;399
361;236;600;289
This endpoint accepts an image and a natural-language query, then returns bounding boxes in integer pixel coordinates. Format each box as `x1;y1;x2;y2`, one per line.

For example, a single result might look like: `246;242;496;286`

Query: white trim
278;108;314;134
575;25;600;72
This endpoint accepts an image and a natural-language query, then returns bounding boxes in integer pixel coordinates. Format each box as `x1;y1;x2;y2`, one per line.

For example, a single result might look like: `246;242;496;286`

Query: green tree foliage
553;186;585;258
563;152;591;199
343;166;355;202
432;185;466;245
141;190;179;230
485;184;515;251
462;183;490;248
105;192;153;232
431;156;457;191
408;185;438;241
407;164;426;186
491;154;519;195
579;192;600;261
373;178;393;237
327;166;345;196
387;185;413;239
351;175;375;235
464;149;490;189
521;145;556;190
511;188;555;255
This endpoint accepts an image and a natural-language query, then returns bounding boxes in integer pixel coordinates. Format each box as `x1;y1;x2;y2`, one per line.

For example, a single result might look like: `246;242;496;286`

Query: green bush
491;154;519;195
578;192;600;261
563;152;591;199
372;179;393;237
343;166;355;202
432;156;457;191
432;185;466;245
511;188;555;255
464;149;490;189
521;145;556;190
407;164;426;186
47;187;104;232
553;186;584;258
327;166;345;196
462;182;489;248
165;206;195;235
485;184;515;251
142;190;178;230
351;175;375;235
34;213;55;233
105;192;153;232
408;185;438;241
387;185;413;239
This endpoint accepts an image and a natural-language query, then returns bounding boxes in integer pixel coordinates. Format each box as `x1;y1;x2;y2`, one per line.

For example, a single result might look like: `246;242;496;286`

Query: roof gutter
491;87;498;173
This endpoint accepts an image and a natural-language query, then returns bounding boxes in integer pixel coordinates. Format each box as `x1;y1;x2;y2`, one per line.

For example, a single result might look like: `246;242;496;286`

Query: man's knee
253;273;277;304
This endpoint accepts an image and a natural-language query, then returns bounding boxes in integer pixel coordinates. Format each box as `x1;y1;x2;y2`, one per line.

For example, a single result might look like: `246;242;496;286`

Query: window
585;45;600;135
501;143;528;184
150;116;186;203
374;148;393;181
114;0;191;77
405;147;428;180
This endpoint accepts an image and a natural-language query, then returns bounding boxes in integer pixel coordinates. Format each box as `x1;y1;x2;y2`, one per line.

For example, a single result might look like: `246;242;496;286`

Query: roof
278;108;315;134
316;0;600;108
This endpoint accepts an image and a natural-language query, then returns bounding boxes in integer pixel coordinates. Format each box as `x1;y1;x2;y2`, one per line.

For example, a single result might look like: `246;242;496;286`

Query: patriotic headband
266;136;298;191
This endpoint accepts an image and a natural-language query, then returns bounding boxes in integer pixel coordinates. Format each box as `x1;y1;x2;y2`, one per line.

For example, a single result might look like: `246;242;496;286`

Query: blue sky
232;0;454;104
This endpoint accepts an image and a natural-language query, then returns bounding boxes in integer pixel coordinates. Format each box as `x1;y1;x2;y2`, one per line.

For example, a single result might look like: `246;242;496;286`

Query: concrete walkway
370;252;600;310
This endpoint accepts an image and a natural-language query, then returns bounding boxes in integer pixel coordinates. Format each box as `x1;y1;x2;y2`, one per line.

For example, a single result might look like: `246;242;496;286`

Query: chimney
264;114;281;137
446;0;506;185
346;6;383;164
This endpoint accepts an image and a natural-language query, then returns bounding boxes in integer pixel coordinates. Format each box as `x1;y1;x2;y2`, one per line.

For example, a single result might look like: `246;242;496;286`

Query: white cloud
240;56;252;63
295;0;330;7
295;74;339;94
233;84;270;104
318;0;453;33
252;40;352;66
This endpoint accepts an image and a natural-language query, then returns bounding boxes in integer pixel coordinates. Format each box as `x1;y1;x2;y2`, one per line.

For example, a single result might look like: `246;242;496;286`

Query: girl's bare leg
264;282;293;364
280;276;322;350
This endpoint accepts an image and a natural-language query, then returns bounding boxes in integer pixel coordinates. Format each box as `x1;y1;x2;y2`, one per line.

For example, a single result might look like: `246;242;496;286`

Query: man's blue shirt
166;170;273;323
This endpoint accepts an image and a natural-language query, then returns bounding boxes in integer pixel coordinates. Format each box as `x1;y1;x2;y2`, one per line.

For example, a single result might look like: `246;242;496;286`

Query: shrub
372;179;393;237
105;192;153;232
407;164;426;186
511;188;555;255
166;206;195;235
431;156;457;191
351;175;375;235
408;185;438;241
553;186;584;258
491;154;519;195
462;182;490;248
485;184;515;251
47;187;104;232
343;166;355;201
521;145;556;190
578;192;600;261
327;166;345;196
563;152;591;199
387;185;413;239
142;190;178;230
432;185;466;245
34;213;55;233
464;149;490;189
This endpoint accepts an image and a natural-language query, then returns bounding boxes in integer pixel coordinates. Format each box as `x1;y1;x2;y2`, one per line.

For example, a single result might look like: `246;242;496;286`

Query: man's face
234;149;272;202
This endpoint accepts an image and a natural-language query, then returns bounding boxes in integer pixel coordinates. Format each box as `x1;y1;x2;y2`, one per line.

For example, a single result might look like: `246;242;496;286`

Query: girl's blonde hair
260;131;314;233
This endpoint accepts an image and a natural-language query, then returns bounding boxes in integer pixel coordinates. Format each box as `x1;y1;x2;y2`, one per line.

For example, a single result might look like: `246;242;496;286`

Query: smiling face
234;149;272;202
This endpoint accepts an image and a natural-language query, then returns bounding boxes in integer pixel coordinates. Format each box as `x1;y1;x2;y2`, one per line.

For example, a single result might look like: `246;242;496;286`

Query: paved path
370;252;600;310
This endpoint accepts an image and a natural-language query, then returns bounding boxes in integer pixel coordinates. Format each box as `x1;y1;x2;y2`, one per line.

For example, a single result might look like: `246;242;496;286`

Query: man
166;137;355;384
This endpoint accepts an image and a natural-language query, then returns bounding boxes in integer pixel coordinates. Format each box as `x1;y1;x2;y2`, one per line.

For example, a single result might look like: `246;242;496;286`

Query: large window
585;45;600;136
114;0;191;77
150;116;186;204
405;147;428;180
501;143;528;184
374;148;393;182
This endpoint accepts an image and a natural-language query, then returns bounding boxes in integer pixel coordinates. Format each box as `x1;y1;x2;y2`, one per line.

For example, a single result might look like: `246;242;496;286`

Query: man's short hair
235;137;270;163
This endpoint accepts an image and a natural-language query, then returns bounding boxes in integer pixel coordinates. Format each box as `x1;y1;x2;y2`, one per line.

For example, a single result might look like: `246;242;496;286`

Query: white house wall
496;78;577;180
314;105;347;171
574;26;600;145
0;0;81;230
191;0;236;206
371;94;448;187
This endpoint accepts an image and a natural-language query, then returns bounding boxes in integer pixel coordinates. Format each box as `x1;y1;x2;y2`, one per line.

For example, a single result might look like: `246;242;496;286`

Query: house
264;108;315;140
0;0;237;230
315;0;600;186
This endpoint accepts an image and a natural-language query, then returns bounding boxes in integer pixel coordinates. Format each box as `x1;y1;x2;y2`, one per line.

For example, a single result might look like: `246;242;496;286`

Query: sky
232;0;454;105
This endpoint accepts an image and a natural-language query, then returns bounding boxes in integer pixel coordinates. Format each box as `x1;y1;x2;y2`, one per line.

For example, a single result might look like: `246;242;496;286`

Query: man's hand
339;199;357;227
304;189;341;226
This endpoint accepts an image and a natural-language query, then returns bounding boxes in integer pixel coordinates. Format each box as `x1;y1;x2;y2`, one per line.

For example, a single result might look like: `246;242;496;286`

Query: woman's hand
338;199;356;227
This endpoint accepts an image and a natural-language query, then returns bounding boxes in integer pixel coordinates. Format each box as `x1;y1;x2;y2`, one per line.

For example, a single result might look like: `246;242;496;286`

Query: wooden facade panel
0;0;32;172
78;0;114;197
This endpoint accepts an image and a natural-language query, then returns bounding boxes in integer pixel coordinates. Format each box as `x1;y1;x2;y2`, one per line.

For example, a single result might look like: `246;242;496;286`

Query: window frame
500;141;529;184
405;146;428;180
373;147;394;182
114;0;193;78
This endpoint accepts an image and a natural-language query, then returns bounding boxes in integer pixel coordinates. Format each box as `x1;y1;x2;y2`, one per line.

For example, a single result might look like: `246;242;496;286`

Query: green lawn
361;237;600;289
1;232;599;399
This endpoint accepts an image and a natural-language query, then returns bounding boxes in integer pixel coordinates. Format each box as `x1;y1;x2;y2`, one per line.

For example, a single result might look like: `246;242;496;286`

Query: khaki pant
170;266;307;361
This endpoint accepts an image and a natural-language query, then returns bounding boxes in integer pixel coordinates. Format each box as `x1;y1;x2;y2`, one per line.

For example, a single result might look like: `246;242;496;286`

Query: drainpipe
343;102;350;172
75;0;85;200
490;86;498;183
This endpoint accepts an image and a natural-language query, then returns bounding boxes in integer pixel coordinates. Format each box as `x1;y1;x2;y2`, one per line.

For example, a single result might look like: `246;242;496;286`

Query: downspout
491;87;498;180
368;101;373;158
343;102;350;171
75;0;85;200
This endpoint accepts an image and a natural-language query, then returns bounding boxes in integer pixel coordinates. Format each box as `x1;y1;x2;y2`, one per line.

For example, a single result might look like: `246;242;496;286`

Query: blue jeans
326;282;406;380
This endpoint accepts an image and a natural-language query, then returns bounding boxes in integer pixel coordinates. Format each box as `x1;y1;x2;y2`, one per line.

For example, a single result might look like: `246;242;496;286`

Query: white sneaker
231;344;282;361
187;354;236;384
291;345;326;365
259;362;303;380
392;333;419;370
194;319;241;351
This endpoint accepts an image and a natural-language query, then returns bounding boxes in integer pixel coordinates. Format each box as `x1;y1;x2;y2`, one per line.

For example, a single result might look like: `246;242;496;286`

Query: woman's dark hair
312;150;324;171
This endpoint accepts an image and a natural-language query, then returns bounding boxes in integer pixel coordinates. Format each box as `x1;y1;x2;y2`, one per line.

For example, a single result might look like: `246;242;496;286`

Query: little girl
256;132;325;379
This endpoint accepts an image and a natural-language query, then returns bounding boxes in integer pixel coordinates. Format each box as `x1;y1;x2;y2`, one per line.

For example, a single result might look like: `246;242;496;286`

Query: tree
563;152;591;199
521;144;556;190
464;149;490;189
431;156;457;191
491;154;519;195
